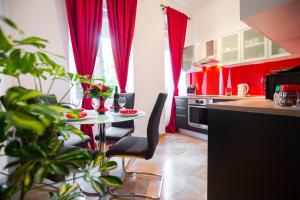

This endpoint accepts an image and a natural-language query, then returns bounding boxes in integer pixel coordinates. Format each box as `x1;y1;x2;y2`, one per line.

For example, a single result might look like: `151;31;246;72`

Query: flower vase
97;98;108;114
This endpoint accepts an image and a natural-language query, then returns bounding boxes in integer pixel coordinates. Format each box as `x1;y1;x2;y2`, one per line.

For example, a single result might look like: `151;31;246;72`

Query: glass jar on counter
278;85;299;106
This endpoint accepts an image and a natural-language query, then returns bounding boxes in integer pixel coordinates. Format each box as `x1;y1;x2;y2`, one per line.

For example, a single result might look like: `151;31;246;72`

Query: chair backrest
112;93;135;128
38;94;59;105
146;93;167;160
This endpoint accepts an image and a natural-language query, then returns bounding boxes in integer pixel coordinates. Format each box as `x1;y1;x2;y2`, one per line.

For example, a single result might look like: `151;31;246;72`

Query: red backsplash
191;57;300;96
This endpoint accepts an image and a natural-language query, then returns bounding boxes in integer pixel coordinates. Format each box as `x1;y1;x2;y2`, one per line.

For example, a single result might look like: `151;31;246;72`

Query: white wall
3;0;70;101
133;0;192;136
191;0;248;59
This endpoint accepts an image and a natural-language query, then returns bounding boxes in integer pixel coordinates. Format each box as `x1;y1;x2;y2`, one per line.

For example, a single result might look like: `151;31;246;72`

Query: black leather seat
95;93;135;142
106;93;167;160
59;132;91;147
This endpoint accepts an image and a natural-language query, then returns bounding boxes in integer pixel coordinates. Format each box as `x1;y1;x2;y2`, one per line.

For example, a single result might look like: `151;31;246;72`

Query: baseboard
178;128;208;141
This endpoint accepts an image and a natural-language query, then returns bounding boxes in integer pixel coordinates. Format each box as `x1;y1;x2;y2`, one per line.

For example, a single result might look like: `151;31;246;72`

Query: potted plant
0;17;122;199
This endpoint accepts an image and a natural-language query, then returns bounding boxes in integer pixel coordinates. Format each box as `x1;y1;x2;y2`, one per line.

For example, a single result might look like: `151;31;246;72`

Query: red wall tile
193;57;300;96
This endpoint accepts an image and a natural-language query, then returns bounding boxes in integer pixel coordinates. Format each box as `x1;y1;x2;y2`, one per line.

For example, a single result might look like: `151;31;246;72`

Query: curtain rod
160;4;191;20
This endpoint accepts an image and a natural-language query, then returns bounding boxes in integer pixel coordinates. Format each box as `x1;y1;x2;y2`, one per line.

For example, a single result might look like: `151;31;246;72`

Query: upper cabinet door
242;28;267;62
220;32;240;65
268;40;290;58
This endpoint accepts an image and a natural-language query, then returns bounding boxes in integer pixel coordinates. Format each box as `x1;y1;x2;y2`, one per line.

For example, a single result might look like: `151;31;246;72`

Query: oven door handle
188;105;207;109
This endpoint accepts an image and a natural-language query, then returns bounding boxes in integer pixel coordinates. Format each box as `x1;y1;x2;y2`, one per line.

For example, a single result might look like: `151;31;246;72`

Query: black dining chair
106;93;167;199
95;93;135;143
39;95;91;147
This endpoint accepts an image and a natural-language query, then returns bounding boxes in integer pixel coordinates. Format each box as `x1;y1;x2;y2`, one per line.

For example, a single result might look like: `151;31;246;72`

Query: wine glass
71;99;82;108
118;95;126;109
91;98;100;112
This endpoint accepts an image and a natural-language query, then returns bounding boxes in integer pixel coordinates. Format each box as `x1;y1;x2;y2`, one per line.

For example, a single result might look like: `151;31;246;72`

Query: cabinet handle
176;114;186;118
176;107;186;110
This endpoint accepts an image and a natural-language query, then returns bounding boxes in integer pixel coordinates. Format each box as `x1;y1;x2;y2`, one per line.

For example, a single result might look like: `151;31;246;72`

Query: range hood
196;40;219;65
241;0;300;56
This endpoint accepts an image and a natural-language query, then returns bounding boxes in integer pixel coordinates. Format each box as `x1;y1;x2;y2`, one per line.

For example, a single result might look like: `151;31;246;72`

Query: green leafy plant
0;17;122;200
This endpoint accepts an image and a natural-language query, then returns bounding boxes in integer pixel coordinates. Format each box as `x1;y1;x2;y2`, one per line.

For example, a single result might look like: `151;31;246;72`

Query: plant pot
97;98;108;114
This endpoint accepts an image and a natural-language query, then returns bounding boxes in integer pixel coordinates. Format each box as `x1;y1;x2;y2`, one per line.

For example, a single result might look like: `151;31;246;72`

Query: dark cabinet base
208;109;300;200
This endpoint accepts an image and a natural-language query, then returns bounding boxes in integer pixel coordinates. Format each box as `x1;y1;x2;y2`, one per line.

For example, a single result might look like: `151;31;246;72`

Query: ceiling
174;0;207;8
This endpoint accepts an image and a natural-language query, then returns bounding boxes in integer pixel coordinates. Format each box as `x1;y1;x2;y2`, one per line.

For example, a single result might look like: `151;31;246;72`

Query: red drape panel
107;0;137;93
165;7;188;133
66;0;103;149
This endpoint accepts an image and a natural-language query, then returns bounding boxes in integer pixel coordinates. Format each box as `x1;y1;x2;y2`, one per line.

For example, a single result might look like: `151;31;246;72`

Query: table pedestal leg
98;123;106;152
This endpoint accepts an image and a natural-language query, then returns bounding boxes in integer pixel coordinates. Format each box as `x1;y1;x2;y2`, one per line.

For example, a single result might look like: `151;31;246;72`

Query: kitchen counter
208;98;300;117
175;95;264;100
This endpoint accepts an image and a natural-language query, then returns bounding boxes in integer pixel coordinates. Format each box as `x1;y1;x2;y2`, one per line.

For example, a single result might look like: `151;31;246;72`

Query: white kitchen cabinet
220;32;240;65
268;40;289;58
241;28;267;62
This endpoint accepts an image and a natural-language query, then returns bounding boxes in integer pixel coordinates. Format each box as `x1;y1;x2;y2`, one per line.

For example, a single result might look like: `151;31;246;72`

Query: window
69;3;134;101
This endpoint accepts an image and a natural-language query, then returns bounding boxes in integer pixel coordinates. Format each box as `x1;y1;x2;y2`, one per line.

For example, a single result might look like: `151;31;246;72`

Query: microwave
265;65;300;100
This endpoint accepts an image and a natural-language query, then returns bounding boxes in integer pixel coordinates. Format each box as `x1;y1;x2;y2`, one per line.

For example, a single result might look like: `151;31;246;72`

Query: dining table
67;110;146;152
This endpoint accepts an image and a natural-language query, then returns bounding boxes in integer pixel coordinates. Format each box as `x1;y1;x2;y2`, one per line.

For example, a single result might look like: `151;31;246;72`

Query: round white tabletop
66;110;146;125
66;110;146;152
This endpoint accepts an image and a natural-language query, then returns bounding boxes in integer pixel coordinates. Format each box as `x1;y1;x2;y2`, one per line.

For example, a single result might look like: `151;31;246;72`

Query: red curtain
107;0;137;93
165;7;188;133
66;0;103;149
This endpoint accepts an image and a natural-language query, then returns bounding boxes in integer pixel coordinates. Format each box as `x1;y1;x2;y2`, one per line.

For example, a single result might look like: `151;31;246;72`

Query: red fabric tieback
165;7;188;133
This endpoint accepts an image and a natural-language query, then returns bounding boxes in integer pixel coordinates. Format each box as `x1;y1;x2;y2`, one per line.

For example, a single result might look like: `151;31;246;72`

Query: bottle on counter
273;85;280;105
113;86;120;112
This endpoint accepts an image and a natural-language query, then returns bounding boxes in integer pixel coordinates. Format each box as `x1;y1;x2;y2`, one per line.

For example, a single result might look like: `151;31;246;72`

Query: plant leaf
0;28;13;52
99;176;122;187
64;183;78;196
0;16;24;33
91;179;104;197
18;90;44;102
59;182;67;196
93;152;105;168
6;111;45;134
49;163;69;176
34;167;47;183
5;140;21;157
99;161;118;173
17;37;48;49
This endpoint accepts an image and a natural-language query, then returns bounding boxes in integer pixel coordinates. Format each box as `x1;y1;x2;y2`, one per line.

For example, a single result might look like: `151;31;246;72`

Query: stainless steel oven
188;99;213;130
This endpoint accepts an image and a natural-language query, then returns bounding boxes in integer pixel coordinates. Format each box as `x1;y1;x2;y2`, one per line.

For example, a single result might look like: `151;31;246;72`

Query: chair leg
108;157;164;199
108;175;164;200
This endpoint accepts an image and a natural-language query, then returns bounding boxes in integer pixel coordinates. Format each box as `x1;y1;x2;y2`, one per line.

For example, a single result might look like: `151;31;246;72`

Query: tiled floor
25;133;208;200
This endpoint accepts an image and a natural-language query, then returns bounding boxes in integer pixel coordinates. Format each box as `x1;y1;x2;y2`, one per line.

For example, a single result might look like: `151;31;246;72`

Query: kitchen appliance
195;40;219;65
188;98;213;130
187;85;196;96
237;83;249;96
265;65;300;100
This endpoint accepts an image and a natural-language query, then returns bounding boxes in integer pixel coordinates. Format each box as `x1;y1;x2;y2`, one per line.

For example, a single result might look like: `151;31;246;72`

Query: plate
64;115;94;122
116;111;141;117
